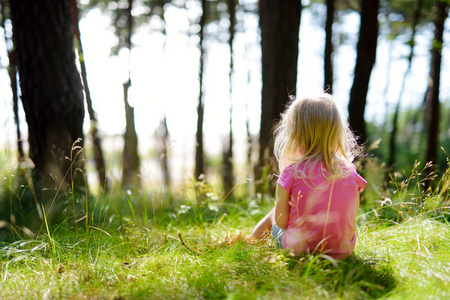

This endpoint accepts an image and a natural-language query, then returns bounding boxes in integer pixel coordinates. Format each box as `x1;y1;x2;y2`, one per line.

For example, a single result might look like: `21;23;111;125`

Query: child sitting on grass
251;93;366;260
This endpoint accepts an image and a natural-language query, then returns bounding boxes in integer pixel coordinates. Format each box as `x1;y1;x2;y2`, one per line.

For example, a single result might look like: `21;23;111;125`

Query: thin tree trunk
386;0;423;176
424;0;448;190
405;89;427;151
381;39;393;134
160;115;171;192
223;0;236;194
347;0;379;145
122;80;140;188
70;0;107;190
324;0;335;93
244;43;254;195
1;1;23;161
122;0;140;188
195;0;207;180
10;52;23;161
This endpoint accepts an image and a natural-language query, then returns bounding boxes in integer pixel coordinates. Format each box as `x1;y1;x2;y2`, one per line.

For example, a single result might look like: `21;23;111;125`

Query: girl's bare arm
275;184;290;229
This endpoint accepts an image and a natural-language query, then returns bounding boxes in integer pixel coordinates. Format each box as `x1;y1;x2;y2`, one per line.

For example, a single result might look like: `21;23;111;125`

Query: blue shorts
271;224;285;249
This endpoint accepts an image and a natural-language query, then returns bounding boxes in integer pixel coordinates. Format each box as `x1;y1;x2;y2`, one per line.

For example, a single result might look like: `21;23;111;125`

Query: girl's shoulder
279;164;298;180
338;161;367;188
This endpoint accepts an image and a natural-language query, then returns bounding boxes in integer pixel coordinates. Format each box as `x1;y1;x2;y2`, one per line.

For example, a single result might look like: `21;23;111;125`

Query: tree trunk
381;39;393;134
347;0;379;145
10;0;85;214
1;1;23;161
122;0;140;188
159;116;171;193
324;0;335;93
245;46;254;195
195;0;207;180
70;0;108;191
387;0;423;176
122;81;140;188
424;0;448;185
223;0;237;195
245;100;254;195
257;0;302;188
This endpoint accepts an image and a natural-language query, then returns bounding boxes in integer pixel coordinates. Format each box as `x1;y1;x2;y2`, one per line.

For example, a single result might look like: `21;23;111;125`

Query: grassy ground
1;164;450;299
0;203;449;299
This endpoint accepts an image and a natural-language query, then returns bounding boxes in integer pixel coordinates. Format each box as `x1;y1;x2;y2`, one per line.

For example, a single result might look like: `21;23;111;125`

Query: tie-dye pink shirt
278;161;366;259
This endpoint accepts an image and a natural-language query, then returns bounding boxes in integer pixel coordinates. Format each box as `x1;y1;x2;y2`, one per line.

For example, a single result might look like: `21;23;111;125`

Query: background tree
424;0;448;184
386;0;424;175
85;0;171;53
324;0;335;93
195;0;207;179
257;0;302;188
158;115;171;193
71;0;108;191
347;0;380;145
9;0;85;220
0;0;23;162
310;0;359;93
84;0;174;188
222;0;237;194
121;0;141;188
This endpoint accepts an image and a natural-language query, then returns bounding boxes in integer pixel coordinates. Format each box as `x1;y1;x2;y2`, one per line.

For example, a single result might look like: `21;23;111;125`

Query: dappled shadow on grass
286;253;397;299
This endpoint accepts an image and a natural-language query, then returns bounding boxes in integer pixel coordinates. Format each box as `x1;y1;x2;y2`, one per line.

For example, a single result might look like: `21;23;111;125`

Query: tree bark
10;0;85;207
195;0;207;180
159;116;171;192
70;0;108;191
1;1;23;161
324;0;335;93
257;0;302;187
425;0;448;178
223;0;237;195
347;0;379;145
122;0;140;189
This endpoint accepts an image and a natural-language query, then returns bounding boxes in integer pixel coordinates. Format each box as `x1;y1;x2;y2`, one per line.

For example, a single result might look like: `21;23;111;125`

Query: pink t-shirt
277;161;366;260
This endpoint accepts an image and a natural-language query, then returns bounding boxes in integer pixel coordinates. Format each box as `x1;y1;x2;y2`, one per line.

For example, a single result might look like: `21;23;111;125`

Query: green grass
1;162;450;299
1;207;449;299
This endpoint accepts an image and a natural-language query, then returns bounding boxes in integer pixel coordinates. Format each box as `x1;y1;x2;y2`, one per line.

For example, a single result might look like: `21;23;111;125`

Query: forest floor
0;200;449;299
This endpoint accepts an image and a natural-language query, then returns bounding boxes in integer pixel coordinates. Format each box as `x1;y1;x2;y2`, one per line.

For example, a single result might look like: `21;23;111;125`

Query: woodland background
0;0;449;224
0;1;450;299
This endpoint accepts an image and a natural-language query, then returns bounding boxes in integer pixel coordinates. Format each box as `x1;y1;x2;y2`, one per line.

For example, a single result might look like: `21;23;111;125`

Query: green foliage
308;0;359;11
385;0;435;23
367;100;450;182
82;0;250;55
83;0;172;55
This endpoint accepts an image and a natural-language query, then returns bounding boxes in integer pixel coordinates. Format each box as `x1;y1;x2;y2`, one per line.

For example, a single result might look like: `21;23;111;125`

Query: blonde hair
274;93;360;180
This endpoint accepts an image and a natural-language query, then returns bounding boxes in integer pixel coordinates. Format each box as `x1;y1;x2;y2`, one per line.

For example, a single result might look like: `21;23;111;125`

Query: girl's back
278;161;366;259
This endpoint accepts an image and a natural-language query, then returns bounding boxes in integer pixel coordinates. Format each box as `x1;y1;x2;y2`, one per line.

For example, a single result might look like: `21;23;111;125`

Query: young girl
251;93;366;260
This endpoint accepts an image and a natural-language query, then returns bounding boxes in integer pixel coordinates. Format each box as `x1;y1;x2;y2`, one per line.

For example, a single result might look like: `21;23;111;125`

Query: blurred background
0;0;449;195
